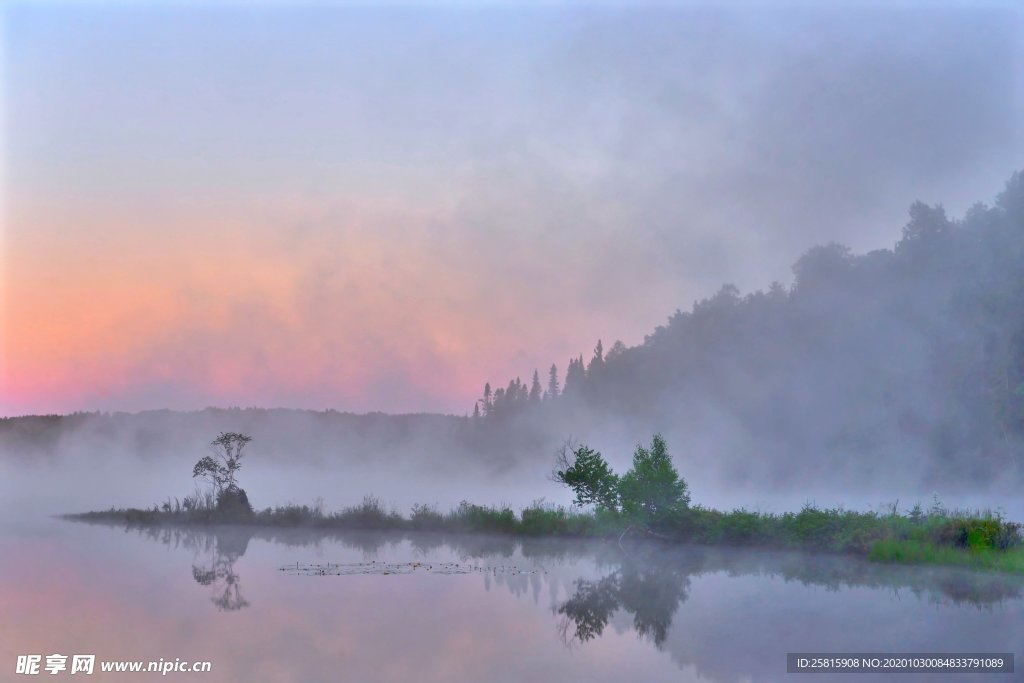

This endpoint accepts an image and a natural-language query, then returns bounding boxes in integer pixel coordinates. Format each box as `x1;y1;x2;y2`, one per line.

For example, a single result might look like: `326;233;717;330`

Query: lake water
2;515;1022;682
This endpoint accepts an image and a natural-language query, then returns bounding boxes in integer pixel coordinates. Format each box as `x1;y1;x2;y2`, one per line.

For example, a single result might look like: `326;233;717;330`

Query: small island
66;431;1024;575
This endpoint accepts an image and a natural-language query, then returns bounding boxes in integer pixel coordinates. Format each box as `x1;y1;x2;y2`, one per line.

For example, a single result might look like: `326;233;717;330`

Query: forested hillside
5;174;1022;488
474;172;1024;484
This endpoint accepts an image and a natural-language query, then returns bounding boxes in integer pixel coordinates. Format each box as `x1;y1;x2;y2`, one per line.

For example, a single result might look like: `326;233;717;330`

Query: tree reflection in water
557;548;694;647
191;530;252;611
64;518;1024;631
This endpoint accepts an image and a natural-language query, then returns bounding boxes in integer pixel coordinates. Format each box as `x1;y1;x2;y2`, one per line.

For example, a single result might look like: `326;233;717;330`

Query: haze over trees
474;172;1024;484
4;173;1024;489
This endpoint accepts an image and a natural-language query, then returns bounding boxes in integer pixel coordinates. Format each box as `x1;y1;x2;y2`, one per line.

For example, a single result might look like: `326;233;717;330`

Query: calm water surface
2;515;1022;682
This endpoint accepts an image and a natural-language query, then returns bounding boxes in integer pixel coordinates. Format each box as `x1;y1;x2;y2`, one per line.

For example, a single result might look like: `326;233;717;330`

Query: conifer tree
529;370;542;402
546;364;560;400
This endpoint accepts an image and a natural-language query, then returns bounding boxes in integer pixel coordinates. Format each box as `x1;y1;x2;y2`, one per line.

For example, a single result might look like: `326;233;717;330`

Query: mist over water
4;2;1024;519
14;176;1024;519
3;414;1023;525
3;520;1021;683
4;2;1024;681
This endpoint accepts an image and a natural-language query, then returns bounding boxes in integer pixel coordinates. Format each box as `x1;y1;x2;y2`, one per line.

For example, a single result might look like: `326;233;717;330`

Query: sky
2;0;1022;417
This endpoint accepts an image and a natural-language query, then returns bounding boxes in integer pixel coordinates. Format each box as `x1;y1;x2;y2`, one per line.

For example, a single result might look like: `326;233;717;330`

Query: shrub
333;496;403;529
932;518;1022;551
409;503;444;531
447;501;518;534
520;502;570;536
262;504;313;526
712;509;766;545
215;488;254;521
780;507;825;548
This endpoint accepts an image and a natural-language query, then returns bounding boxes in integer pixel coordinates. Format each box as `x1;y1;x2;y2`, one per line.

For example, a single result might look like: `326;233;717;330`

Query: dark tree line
473;340;625;420
473;171;1024;482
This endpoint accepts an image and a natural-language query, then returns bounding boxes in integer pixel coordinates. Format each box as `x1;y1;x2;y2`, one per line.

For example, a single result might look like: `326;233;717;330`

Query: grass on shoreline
67;495;1024;574
868;539;1024;574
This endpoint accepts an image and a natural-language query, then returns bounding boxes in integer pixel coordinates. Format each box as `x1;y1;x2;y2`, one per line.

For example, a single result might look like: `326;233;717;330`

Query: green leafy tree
618;434;689;525
553;442;620;512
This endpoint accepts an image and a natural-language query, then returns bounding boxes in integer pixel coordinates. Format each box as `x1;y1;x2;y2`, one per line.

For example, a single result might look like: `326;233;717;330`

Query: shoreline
63;498;1024;575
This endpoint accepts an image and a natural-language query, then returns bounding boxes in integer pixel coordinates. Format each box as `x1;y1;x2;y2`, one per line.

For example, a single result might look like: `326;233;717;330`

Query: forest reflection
69;518;1024;638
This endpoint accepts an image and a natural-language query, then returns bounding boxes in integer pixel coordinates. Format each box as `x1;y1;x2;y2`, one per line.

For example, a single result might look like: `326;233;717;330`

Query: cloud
3;2;1022;414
